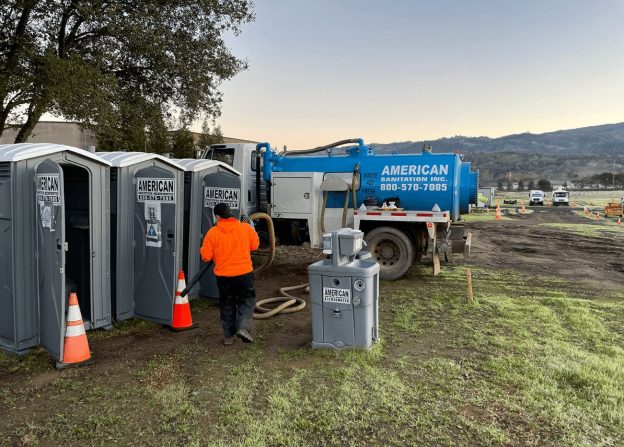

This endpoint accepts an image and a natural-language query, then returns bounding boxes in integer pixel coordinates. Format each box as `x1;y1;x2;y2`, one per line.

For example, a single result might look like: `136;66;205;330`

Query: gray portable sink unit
97;152;184;324
0;143;111;362
176;158;242;299
309;228;380;350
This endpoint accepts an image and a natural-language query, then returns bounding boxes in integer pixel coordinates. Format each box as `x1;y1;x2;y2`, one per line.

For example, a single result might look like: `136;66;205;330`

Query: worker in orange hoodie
200;203;260;345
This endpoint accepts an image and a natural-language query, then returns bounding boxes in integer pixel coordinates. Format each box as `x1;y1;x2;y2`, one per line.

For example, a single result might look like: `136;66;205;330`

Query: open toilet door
35;159;66;362
133;166;177;324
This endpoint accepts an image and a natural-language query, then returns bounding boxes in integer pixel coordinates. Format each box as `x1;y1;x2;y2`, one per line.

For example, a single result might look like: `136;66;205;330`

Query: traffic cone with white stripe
617;217;621;225
171;271;198;331
57;293;92;368
495;206;502;220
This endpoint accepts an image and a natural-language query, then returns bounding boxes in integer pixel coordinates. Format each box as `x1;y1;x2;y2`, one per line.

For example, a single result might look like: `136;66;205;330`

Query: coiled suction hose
248;212;309;319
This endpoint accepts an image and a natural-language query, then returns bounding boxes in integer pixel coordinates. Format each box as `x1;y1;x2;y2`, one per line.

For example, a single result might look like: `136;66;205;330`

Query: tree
537;179;552;191
517;180;524;191
171;127;195;158
497;179;504;190
506;180;513;191
527;180;535;190
0;1;254;142
562;181;568;189
97;95;169;153
197;119;224;152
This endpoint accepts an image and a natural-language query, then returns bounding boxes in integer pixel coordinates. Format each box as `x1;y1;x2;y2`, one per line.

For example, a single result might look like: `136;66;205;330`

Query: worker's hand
241;214;255;228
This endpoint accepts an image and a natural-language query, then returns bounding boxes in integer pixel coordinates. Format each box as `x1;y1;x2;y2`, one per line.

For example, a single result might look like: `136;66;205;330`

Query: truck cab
551;188;569;206
529;190;545;206
203;143;264;215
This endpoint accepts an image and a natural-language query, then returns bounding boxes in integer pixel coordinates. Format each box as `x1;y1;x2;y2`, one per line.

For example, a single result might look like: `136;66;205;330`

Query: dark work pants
216;272;256;338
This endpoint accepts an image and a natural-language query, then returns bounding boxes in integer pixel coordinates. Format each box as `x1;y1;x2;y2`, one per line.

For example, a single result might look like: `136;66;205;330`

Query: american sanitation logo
323;287;351;304
137;178;175;202
36;174;61;204
381;164;449;176
204;187;240;209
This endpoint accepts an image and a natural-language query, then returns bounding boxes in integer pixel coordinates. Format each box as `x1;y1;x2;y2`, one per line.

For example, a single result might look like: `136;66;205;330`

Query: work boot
223;336;235;346
236;329;253;344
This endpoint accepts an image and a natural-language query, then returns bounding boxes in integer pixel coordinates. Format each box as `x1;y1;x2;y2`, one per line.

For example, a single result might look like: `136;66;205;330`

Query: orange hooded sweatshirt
200;217;260;277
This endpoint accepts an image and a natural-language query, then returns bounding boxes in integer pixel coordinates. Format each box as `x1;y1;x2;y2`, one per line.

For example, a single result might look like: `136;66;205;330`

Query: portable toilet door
98;152;184;325
135;165;183;324
176;159;242;299
0;143;112;363
35;159;67;360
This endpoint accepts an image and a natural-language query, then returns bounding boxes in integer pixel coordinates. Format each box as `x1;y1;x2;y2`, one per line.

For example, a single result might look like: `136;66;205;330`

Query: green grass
1;265;624;446
202;266;624;446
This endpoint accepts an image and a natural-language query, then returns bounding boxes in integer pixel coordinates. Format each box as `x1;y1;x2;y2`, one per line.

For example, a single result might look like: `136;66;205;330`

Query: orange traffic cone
57;293;92;368
495;206;502;220
171;271;198;331
520;201;525;214
617;217;621;225
583;206;589;215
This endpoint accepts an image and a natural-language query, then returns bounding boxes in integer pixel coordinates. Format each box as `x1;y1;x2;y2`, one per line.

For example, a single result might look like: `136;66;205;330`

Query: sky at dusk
212;0;624;149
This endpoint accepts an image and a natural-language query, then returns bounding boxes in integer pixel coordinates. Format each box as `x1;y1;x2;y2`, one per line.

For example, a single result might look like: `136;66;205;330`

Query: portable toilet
97;152;184;324
176;159;242;299
0;143;111;362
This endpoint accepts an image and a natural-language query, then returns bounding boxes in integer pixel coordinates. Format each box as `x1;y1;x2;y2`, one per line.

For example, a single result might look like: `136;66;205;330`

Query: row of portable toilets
0;144;242;363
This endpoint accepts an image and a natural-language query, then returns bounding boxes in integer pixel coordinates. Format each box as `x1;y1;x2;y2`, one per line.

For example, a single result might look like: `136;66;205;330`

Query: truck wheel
365;227;414;280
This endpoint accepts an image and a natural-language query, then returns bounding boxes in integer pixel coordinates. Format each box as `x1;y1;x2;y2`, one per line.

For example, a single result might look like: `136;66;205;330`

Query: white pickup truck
529;190;545;206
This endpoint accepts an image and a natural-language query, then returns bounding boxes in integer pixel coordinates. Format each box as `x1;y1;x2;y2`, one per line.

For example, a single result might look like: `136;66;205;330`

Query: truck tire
365;227;414;280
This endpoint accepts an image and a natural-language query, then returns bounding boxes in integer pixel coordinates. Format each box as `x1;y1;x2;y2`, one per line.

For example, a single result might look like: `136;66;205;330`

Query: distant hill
373;122;624;155
373;123;624;185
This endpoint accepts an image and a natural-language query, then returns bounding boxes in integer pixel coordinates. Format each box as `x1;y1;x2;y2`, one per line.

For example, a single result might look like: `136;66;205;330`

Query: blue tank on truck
259;139;478;221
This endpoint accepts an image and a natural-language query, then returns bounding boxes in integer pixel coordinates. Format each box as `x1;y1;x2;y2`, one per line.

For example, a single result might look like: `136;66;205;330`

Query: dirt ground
469;207;624;292
1;207;623;446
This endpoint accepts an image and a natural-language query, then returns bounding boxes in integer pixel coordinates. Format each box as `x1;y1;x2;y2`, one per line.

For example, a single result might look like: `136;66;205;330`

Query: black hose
180;261;213;297
282;139;362;156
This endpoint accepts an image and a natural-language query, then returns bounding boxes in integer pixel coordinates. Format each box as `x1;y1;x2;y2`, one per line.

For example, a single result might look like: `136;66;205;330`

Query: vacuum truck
203;139;479;280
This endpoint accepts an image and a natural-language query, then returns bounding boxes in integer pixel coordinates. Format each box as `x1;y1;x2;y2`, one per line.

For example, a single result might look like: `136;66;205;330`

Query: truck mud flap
438;224;471;258
449;232;472;258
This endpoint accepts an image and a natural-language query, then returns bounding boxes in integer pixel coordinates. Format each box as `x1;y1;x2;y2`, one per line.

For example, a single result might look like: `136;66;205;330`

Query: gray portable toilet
97;152;184;324
176;159;242;299
0;143;111;362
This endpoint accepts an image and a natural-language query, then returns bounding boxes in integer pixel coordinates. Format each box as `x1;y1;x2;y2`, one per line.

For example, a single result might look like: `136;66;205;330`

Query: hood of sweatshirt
216;217;239;233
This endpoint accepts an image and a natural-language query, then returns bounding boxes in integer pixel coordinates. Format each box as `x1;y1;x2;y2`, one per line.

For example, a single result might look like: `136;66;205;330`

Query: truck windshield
555;192;567;197
205;148;235;166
